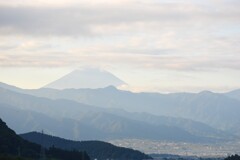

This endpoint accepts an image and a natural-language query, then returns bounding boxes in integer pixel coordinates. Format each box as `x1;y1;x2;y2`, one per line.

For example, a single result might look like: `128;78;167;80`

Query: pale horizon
0;66;239;93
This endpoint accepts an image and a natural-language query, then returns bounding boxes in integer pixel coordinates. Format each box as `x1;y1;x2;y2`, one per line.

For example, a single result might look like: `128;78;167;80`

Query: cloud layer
0;0;239;91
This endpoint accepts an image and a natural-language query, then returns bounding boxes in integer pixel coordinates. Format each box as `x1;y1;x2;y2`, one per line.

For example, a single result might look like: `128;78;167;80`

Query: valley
110;139;240;158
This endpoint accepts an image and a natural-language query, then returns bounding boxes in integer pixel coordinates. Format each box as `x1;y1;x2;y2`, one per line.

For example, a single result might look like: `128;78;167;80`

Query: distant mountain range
0;82;236;142
20;86;240;135
0;89;214;142
20;132;152;160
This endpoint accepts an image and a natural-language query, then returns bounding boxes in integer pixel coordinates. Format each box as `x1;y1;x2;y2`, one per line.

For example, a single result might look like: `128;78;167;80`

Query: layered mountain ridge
0;81;237;142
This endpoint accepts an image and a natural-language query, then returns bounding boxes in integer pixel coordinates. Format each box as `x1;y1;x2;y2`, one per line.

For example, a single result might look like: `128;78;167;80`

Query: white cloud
0;0;239;36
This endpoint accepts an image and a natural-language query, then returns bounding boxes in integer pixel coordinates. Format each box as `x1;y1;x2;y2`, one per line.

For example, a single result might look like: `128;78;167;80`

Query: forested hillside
0;118;90;160
21;132;152;160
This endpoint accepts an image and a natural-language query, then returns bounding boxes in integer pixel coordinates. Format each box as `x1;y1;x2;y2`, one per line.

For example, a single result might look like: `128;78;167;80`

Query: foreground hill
0;118;90;160
0;118;41;159
20;132;152;160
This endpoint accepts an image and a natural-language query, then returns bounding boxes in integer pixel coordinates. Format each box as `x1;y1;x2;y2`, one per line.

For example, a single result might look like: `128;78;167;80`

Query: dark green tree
225;154;240;160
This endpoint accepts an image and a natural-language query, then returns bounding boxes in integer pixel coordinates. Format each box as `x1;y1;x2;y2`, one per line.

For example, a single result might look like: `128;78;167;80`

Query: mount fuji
43;68;127;90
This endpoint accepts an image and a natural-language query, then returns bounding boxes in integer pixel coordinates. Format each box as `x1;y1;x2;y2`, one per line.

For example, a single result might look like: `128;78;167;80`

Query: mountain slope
225;89;240;101
0;102;208;142
105;109;232;139
0;82;22;92
0;118;41;159
20;132;152;160
0;103;106;140
43;68;126;89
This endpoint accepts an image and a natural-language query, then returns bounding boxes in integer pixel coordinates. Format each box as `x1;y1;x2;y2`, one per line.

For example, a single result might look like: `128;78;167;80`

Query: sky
0;0;239;93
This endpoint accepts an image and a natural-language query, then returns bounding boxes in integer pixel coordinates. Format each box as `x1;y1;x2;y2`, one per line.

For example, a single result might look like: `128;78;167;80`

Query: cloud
0;0;138;7
0;0;239;36
0;0;239;72
1;45;239;71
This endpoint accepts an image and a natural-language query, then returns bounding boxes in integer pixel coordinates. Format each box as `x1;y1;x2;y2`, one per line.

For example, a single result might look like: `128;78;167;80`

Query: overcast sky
0;0;239;92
